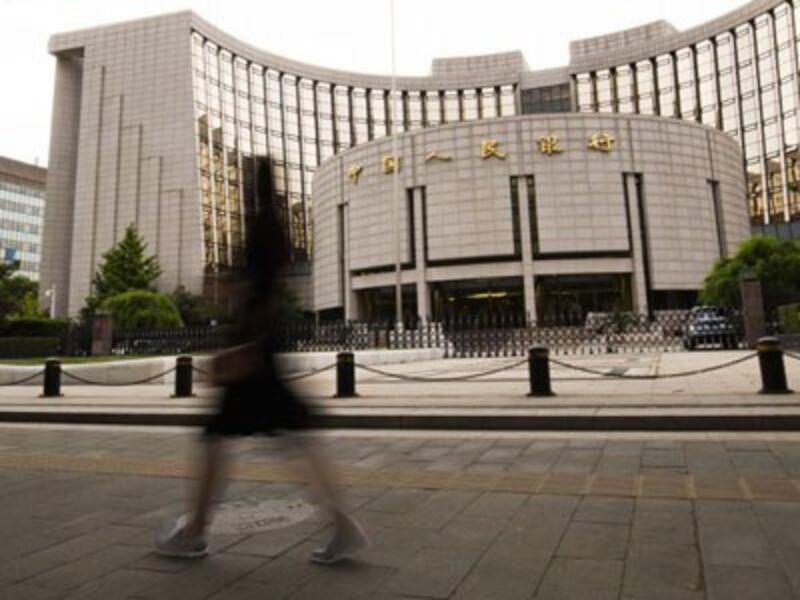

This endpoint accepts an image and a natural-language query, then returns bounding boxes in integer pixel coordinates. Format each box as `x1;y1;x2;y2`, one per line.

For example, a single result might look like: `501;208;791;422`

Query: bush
778;303;800;334
101;290;184;330
0;337;61;359
0;318;69;339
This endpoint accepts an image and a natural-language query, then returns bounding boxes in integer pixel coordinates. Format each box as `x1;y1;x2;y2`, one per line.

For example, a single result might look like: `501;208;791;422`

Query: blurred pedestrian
155;166;368;564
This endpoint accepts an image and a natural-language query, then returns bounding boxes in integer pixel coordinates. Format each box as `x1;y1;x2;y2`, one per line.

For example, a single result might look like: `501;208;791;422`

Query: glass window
747;160;765;225
299;78;317;168
596;69;614;112
716;33;740;136
352;87;368;144
576;73;594;112
369;89;387;138
463;89;479;120
696;41;718;127
500;85;516;116
316;82;334;162
635;61;655;115
481;87;498;118
444;90;460;123
334;85;352;150
656;54;677;117
676;47;697;121
776;4;798;149
387;90;404;134
616;65;634;114
425;91;442;126
408;91;423;130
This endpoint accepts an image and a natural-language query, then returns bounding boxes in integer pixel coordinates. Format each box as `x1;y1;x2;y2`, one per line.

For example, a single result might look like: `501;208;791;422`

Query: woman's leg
184;435;228;537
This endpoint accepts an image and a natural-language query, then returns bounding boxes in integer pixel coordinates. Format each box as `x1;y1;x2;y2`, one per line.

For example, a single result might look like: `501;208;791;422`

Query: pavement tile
588;474;636;497
640;474;690;499
453;559;549;600
574;497;634;525
363;488;434;514
692;476;748;500
534;558;623;600
382;489;478;530
539;473;588;495
427;515;507;550
697;509;778;568
492;472;544;493
24;544;149;591
381;545;484;599
462;491;528;518
744;478;800;501
235;554;320;597
704;565;794;600
623;542;703;598
556;522;629;560
63;569;168;600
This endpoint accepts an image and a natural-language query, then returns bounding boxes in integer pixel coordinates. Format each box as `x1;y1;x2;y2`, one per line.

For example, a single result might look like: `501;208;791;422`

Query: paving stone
453;559;549;600
24;544;149;591
63;569;168;600
697;507;778;568
744;478;800;501
730;451;789;478
642;450;686;468
556;522;629;560
289;562;395;600
384;489;478;530
623;542;702;598
574;497;634;524
641;474;691;499
427;516;507;550
693;476;747;500
0;583;62;600
534;558;623;600
540;473;588;495
462;492;528;518
363;488;434;514
552;449;601;473
238;554;320;597
492;472;544;493
705;565;794;600
588;474;636;496
382;545;483;599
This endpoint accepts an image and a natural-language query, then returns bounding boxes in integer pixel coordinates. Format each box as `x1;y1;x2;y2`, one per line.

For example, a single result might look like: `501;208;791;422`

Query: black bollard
173;355;195;398
528;346;554;397
757;337;792;394
335;352;357;398
42;357;62;398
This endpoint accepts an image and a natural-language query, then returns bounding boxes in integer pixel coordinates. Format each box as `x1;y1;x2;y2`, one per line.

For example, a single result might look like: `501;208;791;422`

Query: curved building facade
313;114;748;322
41;3;794;317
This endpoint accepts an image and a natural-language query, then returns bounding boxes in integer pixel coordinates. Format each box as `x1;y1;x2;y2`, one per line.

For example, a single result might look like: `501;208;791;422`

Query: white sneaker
310;517;369;565
155;514;208;558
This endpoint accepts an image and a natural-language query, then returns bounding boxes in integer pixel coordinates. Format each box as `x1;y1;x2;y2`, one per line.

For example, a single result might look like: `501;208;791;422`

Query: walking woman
155;167;368;564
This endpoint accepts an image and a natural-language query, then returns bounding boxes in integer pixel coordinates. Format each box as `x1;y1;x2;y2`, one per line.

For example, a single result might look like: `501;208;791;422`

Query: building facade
42;2;800;317
313;114;748;322
0;156;46;282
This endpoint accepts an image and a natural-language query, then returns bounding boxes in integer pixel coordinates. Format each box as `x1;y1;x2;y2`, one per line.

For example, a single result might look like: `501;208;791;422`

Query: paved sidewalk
5;425;800;598
1;352;799;429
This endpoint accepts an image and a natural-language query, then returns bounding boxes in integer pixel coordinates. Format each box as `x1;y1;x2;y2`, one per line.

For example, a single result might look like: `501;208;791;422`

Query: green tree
170;285;228;326
92;224;161;301
699;236;800;310
101;290;184;330
0;263;41;319
82;224;162;322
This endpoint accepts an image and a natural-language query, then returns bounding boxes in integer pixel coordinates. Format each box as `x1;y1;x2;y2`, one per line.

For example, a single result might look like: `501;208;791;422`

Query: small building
0;156;46;281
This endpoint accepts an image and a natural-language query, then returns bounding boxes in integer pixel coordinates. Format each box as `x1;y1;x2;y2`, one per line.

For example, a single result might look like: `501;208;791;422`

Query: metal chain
283;363;337;382
61;367;177;386
355;357;528;382
785;350;800;362
0;370;46;387
549;352;758;380
192;366;211;377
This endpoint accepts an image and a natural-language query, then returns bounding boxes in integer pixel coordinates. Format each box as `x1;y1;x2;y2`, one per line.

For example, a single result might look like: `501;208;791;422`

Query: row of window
0;219;40;235
190;30;517;268
0;183;45;217
0;238;39;254
575;1;800;225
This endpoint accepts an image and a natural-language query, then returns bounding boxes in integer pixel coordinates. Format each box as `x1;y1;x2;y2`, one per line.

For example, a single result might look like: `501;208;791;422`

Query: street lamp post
390;0;403;330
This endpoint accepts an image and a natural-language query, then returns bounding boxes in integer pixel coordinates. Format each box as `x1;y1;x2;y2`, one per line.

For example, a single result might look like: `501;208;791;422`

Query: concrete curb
3;409;800;431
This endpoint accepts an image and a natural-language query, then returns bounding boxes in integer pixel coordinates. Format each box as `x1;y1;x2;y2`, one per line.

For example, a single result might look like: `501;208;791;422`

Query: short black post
173;355;195;398
528;346;554;397
335;351;357;398
757;337;792;394
42;357;62;398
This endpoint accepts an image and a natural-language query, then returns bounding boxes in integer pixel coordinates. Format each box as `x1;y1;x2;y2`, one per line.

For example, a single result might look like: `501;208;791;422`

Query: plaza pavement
0;351;799;429
6;425;800;598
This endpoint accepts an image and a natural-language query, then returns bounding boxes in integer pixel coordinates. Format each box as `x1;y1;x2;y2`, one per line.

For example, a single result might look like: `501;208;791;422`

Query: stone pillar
740;273;766;349
517;177;537;324
413;188;431;321
91;312;113;356
624;174;649;315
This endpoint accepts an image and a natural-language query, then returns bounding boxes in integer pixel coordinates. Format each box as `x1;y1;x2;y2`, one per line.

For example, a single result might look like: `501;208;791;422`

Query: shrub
101;290;184;331
778;303;800;334
0;337;61;359
0;318;69;339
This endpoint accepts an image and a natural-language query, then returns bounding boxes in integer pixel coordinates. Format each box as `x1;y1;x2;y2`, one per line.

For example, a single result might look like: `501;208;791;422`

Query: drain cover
209;498;316;534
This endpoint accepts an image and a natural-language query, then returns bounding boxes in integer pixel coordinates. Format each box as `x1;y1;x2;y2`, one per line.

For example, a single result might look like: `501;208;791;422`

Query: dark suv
682;306;739;350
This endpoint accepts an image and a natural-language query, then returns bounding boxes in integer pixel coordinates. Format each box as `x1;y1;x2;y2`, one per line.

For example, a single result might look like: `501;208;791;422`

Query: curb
3;410;800;431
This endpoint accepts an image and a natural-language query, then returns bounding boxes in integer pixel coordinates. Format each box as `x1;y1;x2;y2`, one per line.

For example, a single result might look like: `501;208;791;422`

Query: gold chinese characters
480;140;507;160
537;135;563;156
424;151;453;162
347;164;363;184
382;155;400;174
588;132;616;153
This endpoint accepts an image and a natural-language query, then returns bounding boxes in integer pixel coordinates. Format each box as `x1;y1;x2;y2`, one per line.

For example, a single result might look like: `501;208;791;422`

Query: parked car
683;306;738;350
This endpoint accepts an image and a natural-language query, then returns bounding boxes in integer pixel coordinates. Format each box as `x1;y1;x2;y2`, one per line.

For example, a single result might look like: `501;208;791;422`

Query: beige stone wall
313;114;748;316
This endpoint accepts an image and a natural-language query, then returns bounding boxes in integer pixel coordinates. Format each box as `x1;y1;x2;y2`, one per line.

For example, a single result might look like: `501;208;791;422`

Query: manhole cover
209;498;316;534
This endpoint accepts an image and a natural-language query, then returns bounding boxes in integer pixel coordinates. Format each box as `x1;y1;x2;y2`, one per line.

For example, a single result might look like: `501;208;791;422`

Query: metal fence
104;309;755;358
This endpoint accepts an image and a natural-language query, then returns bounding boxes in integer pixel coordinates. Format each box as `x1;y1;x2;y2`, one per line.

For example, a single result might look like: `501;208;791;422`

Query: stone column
413;187;431;321
740;272;766;349
517;177;537;324
624;174;649;315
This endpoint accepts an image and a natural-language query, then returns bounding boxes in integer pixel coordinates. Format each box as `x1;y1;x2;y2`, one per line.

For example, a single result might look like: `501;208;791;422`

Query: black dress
205;202;310;437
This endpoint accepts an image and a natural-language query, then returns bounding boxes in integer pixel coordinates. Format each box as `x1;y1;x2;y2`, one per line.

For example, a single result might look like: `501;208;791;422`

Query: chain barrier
283;363;337;382
0;370;46;387
192;366;211;377
549;352;758;380
61;367;177;386
355;357;528;383
785;350;800;362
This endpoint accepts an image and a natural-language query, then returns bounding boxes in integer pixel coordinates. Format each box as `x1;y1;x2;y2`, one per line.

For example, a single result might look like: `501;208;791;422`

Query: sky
0;0;746;167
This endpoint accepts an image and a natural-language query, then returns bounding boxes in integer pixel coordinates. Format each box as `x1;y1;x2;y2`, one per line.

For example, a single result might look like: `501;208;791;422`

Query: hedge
0;318;69;339
0;337;61;359
778;303;800;334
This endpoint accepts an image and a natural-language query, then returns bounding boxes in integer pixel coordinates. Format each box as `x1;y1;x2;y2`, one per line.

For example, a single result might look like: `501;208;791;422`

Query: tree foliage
699;236;800;309
101;290;184;330
92;224;161;302
0;263;42;319
170;285;228;326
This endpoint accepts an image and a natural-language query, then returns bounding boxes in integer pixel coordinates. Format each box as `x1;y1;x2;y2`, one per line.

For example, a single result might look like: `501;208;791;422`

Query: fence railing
108;310;751;358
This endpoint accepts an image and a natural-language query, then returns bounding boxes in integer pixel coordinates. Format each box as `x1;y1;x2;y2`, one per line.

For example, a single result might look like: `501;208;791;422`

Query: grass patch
0;355;162;366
